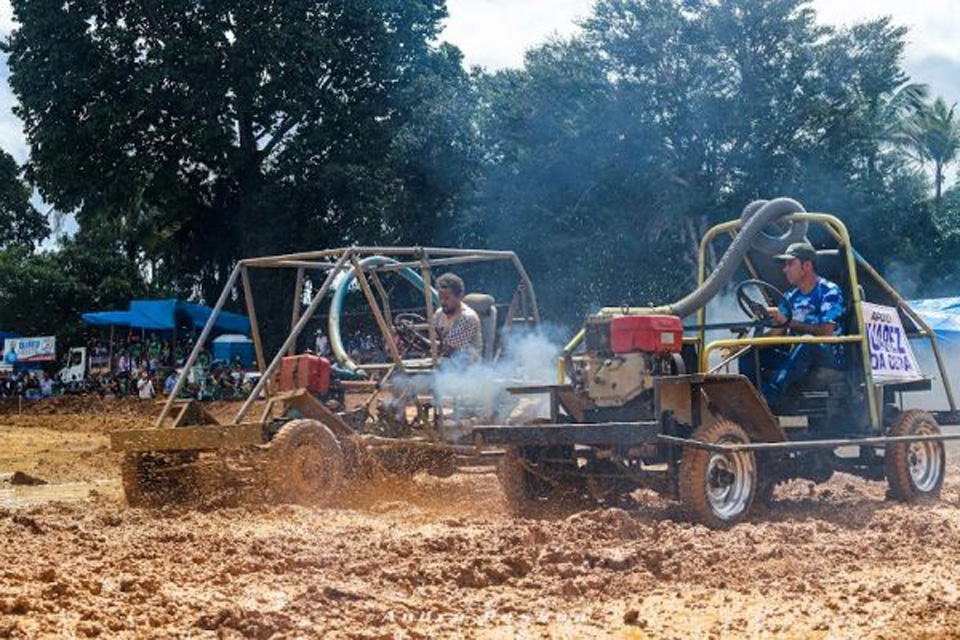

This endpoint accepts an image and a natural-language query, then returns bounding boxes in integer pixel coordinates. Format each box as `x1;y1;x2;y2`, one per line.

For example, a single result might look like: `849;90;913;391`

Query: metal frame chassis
155;246;541;429
691;213;956;431
659;432;960;453
556;212;956;433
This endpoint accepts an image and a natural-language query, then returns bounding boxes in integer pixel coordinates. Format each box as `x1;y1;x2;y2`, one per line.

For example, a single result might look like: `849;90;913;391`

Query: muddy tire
266;419;344;506
752;480;776;513
885;410;945;502
498;446;583;517
679;420;757;529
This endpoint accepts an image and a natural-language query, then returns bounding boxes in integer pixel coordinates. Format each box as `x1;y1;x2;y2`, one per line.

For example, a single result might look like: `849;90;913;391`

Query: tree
904;97;960;214
5;0;476;306
463;0;934;325
0;148;47;249
0;239;152;345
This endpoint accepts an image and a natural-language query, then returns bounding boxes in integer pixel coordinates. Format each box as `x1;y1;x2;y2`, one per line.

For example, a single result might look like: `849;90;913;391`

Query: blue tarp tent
908;298;960;344
82;299;250;335
212;334;256;367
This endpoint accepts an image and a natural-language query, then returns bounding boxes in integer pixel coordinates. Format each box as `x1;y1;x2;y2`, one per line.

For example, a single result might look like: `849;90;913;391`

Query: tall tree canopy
460;0;935;326
6;0;477;303
4;0;959;341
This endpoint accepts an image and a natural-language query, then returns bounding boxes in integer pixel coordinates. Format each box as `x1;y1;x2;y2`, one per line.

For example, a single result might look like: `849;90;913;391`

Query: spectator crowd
0;327;392;401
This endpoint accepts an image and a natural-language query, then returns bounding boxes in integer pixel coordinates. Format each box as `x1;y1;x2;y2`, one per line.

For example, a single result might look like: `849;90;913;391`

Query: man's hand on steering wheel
767;306;788;327
735;280;792;329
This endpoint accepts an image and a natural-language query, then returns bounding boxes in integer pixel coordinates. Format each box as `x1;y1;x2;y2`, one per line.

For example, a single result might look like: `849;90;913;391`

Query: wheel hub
907;426;943;493
705;441;755;520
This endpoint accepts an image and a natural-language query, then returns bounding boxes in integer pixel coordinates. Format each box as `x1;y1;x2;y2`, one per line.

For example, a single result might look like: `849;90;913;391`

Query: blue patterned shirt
778;277;845;335
778;276;845;362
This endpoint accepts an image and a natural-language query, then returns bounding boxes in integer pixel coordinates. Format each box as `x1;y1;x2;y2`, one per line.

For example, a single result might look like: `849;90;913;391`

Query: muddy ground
2;398;960;638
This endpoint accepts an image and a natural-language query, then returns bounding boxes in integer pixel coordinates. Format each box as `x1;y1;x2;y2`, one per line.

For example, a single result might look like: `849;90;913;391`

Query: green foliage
0;239;152;344
460;0;944;326
0;149;47;249
5;0;477;304
3;0;960;339
902;97;960;211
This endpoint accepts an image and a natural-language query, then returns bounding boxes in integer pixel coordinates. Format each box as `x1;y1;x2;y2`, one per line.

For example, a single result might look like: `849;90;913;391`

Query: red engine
608;314;683;354
279;354;331;395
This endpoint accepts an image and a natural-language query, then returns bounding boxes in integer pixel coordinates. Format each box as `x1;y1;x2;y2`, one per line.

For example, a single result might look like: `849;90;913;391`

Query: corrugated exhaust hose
662;197;806;318
563;197;807;377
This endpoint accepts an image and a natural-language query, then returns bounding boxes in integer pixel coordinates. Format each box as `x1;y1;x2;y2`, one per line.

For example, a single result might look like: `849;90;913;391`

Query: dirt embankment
2;398;960;638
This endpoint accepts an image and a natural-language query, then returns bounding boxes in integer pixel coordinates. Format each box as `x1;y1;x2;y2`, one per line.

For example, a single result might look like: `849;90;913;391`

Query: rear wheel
679;420;757;528
265;419;344;505
498;446;583;516
885;410;945;502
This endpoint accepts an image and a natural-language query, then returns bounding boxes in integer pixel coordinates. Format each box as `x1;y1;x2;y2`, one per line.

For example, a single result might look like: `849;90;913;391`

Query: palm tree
877;82;929;145
903;97;960;214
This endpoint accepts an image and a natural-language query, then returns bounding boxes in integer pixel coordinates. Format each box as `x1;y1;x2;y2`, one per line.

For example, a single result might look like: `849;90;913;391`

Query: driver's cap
775;242;817;264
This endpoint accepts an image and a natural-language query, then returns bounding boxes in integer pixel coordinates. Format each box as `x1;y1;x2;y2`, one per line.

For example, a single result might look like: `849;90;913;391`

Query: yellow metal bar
564;328;585;355
700;335;865;372
841;248;957;412
693;212;881;429
560;328;586;383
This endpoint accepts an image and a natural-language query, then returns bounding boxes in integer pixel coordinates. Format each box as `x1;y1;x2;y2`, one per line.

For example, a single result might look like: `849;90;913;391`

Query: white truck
58;346;111;386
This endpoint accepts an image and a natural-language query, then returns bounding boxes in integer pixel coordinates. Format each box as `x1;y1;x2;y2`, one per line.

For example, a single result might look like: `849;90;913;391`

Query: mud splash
2;398;960;638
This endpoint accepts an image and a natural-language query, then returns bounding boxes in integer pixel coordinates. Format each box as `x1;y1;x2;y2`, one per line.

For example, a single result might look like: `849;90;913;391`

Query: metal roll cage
156;246;540;429
559;213;956;432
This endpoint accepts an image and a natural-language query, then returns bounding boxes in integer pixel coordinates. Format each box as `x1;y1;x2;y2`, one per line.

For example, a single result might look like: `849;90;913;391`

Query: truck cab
59;347;87;385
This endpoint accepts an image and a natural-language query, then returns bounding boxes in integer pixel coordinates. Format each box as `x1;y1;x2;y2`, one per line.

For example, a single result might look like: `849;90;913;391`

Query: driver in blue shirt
745;242;845;409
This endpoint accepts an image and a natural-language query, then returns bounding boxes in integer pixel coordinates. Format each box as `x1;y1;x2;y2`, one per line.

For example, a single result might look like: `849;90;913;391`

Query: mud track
2;398;960;638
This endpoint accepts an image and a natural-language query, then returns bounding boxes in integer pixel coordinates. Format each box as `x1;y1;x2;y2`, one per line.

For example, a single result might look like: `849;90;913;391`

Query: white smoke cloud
390;328;566;430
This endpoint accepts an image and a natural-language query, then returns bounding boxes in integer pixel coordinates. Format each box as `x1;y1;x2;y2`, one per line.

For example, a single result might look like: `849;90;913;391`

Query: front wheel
678;420;757;528
265;419;345;506
885;410;945;502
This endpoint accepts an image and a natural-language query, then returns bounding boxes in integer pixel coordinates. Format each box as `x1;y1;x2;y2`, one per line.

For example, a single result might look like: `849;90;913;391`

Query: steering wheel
393;312;433;357
735;280;792;329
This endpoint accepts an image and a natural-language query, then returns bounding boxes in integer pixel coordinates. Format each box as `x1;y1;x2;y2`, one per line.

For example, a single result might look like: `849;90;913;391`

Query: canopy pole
155;264;242;427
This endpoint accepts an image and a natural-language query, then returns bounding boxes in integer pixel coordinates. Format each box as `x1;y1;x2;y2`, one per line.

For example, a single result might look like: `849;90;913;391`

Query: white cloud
441;0;591;70
811;0;960;64
0;1;12;35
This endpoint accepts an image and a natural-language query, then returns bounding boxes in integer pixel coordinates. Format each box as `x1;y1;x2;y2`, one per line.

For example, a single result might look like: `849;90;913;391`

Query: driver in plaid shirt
434;273;482;361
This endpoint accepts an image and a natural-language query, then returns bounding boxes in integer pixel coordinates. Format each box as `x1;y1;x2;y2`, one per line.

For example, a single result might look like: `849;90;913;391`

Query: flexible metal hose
662;197;806;318
327;256;439;370
562;197;807;374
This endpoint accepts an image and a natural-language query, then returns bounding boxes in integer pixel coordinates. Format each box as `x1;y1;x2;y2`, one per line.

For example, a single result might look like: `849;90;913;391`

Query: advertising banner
861;303;921;380
3;336;57;364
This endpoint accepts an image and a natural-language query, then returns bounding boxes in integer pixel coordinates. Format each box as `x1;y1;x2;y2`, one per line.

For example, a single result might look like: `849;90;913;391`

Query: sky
443;0;960;103
0;0;955;234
